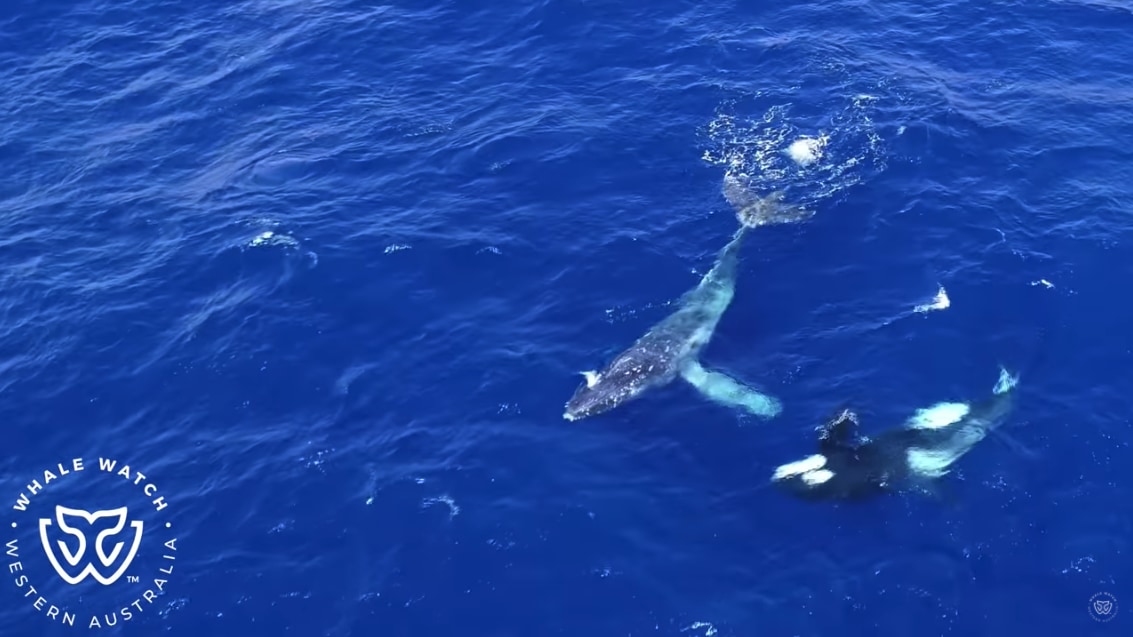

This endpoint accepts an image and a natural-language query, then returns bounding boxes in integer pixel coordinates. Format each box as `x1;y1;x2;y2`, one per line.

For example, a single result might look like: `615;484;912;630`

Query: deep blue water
2;0;1132;634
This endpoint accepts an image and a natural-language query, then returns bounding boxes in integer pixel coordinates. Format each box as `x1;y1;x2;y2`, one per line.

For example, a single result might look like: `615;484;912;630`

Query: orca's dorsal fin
817;408;861;454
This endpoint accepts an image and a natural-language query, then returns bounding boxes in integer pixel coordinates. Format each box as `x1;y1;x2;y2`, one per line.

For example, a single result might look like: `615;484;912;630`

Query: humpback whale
562;174;814;421
770;367;1021;501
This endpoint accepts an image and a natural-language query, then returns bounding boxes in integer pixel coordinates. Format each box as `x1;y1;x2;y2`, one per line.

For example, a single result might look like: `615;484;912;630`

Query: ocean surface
1;0;1131;635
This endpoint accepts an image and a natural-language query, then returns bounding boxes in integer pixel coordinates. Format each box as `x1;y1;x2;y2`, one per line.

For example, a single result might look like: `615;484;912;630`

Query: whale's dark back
563;334;682;420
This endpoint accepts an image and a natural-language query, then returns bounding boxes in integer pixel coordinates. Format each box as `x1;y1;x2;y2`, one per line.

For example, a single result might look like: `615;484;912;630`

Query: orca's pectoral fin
679;359;782;419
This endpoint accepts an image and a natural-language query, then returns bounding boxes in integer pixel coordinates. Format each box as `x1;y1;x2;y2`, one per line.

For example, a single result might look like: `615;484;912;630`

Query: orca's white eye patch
772;454;827;480
800;469;835;485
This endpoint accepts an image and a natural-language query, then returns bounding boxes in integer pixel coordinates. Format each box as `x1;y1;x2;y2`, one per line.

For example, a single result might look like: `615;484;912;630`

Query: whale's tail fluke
992;366;1020;395
723;173;814;229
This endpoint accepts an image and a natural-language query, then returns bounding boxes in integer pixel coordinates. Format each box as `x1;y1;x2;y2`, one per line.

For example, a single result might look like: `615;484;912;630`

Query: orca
771;367;1021;501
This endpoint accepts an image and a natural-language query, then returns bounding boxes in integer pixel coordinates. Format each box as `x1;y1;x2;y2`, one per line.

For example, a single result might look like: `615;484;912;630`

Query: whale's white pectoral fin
679;359;782;418
581;370;600;388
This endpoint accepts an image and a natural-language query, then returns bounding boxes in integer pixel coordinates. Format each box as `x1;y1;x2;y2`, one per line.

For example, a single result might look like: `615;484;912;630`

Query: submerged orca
771;367;1021;501
563;173;813;421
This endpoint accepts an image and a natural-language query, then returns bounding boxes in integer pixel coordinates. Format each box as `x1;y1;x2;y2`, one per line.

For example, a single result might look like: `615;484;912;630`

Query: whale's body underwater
563;174;813;422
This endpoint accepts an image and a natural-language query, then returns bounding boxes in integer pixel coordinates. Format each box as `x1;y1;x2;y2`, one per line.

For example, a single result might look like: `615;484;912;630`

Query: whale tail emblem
723;173;814;228
39;505;144;585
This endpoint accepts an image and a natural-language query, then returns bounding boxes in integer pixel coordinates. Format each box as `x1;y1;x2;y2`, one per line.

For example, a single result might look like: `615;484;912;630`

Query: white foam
682;622;717;637
249;230;299;248
786;135;828;166
700;92;887;210
241;225;317;267
422;495;460;518
772;454;827;480
914;285;950;313
906;402;970;429
581;370;600;388
250;230;275;246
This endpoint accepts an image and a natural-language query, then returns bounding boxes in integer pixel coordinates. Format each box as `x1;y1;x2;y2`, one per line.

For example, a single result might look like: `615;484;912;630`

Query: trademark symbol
127;575;139;584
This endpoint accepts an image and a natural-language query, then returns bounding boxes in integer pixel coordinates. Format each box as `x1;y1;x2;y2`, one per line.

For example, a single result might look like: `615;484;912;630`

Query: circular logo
1089;592;1118;622
6;457;178;629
